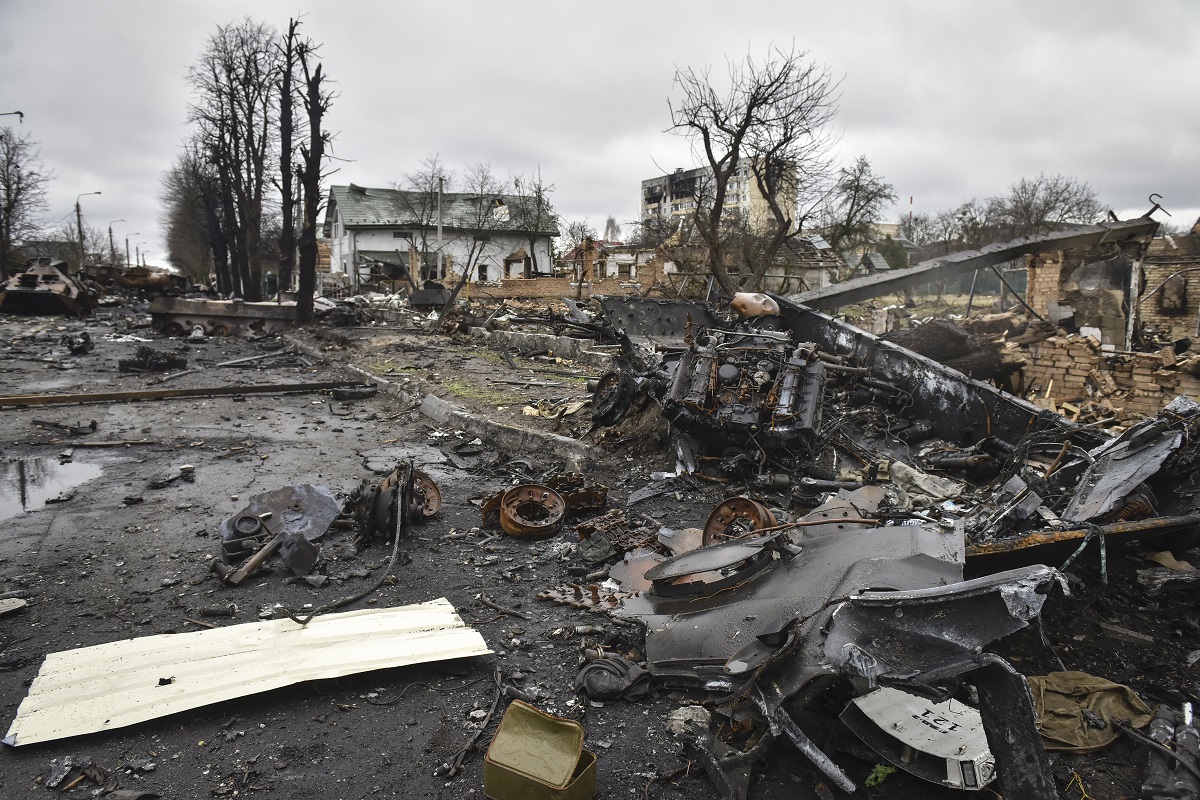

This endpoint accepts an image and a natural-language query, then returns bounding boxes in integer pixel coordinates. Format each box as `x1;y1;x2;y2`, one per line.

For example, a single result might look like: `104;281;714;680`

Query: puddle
361;444;449;474
0;457;103;521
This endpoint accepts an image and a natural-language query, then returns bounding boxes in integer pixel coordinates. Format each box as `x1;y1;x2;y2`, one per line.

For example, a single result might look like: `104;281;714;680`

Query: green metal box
484;700;597;800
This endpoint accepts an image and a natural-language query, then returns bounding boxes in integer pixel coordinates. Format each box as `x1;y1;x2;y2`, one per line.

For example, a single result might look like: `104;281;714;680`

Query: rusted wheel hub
412;469;442;520
702;497;778;546
499;484;567;537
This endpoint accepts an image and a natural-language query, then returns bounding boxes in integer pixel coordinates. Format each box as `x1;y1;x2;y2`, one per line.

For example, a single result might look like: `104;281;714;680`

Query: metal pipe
989;265;1048;323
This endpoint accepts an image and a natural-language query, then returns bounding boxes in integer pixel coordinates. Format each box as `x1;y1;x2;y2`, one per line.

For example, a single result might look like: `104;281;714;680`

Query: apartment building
640;160;795;233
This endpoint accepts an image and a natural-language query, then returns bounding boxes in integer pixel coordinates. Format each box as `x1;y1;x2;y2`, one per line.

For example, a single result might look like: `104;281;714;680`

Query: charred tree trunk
295;49;329;324
882;318;1025;384
277;20;298;294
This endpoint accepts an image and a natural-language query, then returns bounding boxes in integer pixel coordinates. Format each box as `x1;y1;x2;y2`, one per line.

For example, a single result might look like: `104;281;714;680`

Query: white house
323;184;558;287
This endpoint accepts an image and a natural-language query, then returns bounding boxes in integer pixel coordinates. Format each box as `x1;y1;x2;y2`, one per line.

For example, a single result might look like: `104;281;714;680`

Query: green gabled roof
326;184;558;237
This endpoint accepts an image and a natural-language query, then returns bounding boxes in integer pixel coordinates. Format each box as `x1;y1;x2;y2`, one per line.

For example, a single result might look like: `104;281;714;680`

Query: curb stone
285;332;597;467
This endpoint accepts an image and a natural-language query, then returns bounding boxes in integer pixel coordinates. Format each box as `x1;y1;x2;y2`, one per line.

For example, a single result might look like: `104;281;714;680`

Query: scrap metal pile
590;294;1200;562
563;293;1200;797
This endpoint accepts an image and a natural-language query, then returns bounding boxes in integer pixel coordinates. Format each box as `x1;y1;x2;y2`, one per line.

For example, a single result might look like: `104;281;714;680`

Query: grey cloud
2;0;1197;262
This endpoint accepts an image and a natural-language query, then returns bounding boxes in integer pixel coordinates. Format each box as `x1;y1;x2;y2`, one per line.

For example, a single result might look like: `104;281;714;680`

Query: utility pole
125;233;138;269
108;219;125;266
436;176;443;282
74;191;101;275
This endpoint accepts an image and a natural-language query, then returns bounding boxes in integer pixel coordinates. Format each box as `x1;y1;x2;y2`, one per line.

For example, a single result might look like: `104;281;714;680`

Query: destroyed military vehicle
0;258;98;316
578;214;1200;797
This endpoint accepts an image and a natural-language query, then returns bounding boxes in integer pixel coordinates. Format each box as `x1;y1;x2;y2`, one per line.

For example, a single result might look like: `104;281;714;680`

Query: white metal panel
4;597;490;746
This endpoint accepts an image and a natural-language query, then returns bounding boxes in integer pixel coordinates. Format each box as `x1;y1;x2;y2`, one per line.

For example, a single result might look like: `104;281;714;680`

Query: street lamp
135;242;146;268
0;111;23;123
125;233;139;269
108;219;125;267
75;191;101;274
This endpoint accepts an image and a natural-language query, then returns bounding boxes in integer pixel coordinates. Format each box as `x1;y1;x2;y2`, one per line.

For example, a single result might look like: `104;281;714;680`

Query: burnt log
883;319;1025;383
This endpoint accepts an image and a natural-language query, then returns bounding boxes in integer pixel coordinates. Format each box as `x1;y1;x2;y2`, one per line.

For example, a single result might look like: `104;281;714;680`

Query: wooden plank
3;598;490;746
0;381;371;409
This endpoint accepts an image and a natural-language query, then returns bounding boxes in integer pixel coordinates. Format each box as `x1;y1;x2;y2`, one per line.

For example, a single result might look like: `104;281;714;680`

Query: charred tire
592;372;635;427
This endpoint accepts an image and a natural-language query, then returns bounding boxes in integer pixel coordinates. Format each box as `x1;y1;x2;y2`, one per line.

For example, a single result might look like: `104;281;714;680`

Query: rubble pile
3;265;1200;800
590;295;1200;561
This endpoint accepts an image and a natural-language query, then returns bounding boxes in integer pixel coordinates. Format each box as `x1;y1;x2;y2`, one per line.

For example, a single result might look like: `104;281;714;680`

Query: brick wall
1026;253;1064;317
1137;259;1200;342
1023;334;1200;418
462;257;689;301
464;276;665;301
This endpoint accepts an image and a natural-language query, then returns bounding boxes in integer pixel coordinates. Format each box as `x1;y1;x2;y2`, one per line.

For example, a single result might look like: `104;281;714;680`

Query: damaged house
1015;215;1200;419
323;183;559;291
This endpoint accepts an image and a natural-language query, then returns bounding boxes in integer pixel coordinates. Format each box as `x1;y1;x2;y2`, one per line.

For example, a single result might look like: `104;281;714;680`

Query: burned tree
669;45;839;294
276;18;299;294
293;29;333;324
0;126;51;274
187;19;284;300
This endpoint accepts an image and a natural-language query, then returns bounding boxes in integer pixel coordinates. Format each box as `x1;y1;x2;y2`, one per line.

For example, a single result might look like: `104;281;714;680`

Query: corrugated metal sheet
4;598;490;746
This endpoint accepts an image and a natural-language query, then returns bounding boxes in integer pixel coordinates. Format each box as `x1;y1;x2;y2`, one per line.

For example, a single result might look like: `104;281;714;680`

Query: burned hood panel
595;295;720;345
773;295;1052;446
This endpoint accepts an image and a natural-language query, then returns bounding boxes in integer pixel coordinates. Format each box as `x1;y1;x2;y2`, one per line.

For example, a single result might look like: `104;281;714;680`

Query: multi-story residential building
640;160;795;234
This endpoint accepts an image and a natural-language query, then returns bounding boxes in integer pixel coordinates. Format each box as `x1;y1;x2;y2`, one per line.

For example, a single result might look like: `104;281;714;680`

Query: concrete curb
472;329;617;372
418;395;594;466
284;333;599;466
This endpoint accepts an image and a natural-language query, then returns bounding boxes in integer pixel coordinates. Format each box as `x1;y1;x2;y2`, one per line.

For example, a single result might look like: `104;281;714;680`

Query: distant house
323;184;558;290
857;252;892;275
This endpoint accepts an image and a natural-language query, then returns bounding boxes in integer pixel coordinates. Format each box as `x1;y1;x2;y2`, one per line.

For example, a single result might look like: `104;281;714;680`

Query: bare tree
42;222;107;267
276;18;299;294
293;25;333;324
0;126;51;273
160;149;215;282
818;155;896;251
187;18;283;300
898;211;937;246
393;154;454;281
558;218;597;258
669;44;839;294
509;169;557;277
999;173;1100;237
436;163;505;322
624;214;678;249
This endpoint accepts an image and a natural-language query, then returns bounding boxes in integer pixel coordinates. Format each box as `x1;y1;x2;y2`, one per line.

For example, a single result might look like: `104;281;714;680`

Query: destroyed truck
580;214;1200;797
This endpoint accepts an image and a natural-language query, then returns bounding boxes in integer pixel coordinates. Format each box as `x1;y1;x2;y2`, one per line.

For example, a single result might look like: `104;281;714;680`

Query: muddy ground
0;311;1197;800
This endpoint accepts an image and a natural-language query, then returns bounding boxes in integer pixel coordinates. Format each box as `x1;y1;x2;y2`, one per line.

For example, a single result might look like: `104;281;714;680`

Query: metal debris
350;465;442;542
213;484;342;583
118;346;188;374
482;474;607;537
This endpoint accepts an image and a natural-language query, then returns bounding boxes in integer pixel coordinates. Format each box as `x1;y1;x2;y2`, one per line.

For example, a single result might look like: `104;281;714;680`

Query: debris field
0;288;1198;800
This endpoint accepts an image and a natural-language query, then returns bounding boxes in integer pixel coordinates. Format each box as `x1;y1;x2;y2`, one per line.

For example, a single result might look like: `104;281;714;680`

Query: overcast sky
3;1;1198;265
